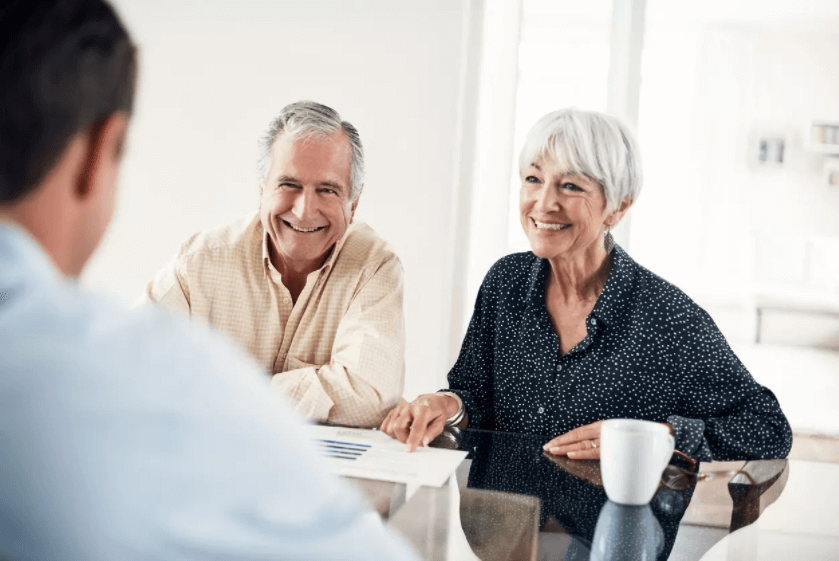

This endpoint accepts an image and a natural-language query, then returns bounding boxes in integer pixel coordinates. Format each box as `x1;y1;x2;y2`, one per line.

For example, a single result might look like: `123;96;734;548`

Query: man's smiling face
259;130;356;275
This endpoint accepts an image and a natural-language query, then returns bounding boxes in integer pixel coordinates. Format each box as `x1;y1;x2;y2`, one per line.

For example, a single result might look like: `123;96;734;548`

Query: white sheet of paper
310;425;468;488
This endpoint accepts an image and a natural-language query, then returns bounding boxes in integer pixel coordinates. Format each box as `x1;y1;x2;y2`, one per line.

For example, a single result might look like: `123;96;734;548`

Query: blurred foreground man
143;101;404;427
0;1;416;559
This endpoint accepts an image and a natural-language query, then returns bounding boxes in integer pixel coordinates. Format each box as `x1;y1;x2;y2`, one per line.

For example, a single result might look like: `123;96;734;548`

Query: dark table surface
345;427;833;560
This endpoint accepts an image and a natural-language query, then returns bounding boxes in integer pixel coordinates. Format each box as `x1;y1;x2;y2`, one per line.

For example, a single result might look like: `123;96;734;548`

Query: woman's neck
546;243;612;304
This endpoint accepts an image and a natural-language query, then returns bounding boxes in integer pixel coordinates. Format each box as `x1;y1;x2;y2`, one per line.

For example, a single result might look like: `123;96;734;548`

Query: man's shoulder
3;278;266;401
177;213;262;263
335;222;400;271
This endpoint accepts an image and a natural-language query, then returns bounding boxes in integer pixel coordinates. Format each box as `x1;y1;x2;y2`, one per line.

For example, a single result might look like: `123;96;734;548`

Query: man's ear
349;198;359;223
606;198;633;227
75;112;130;201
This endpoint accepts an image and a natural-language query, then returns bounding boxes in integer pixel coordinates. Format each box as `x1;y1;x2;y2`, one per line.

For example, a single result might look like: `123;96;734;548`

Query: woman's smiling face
519;155;611;263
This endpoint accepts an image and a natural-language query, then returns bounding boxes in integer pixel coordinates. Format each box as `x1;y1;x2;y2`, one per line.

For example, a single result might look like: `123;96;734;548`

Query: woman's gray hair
518;108;642;212
258;101;364;201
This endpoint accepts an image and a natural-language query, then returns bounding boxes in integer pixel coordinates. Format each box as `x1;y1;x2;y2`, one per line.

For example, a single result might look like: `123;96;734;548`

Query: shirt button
283;297;291;304
538;407;545;414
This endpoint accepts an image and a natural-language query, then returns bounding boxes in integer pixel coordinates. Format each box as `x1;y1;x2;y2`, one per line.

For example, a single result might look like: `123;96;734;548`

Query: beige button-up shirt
142;213;405;427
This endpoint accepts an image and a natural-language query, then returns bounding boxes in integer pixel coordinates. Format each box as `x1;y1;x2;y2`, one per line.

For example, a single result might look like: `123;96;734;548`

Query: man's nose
292;189;316;220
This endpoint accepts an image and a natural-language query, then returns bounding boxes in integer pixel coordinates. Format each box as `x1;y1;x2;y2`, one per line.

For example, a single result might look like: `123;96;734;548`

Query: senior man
0;1;418;559
143;101;404;427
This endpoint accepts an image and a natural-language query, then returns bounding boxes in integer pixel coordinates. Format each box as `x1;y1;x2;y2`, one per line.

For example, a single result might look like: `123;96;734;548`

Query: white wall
631;5;839;344
82;0;477;398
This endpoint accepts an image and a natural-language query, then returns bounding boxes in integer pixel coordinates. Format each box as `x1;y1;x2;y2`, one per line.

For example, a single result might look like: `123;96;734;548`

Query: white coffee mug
600;419;675;505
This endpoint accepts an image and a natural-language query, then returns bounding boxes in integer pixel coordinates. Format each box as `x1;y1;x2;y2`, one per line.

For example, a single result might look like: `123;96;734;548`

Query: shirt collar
0;221;62;284
260;224;350;282
524;243;637;327
591;243;636;327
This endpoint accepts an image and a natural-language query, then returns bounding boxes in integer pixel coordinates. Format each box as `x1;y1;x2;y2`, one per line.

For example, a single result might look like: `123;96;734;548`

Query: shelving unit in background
806;121;839;186
808;121;839;153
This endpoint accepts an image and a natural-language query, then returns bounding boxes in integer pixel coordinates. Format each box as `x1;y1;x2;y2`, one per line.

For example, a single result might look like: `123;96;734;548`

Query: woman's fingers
543;420;604;460
405;406;436;452
566;446;600;460
380;395;450;451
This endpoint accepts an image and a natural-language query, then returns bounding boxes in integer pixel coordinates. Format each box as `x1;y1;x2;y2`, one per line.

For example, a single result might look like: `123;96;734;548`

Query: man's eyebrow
319;181;346;192
276;175;299;184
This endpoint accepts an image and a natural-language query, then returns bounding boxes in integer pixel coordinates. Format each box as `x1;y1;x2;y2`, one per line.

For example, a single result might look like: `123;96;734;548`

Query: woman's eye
562;182;582;191
524;176;540;184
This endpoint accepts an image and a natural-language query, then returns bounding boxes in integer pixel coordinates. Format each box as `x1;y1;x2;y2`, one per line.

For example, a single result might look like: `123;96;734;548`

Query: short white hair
518;108;642;212
258;101;364;201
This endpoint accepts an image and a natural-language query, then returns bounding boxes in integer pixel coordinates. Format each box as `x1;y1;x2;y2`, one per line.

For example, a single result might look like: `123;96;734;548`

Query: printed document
310;425;468;488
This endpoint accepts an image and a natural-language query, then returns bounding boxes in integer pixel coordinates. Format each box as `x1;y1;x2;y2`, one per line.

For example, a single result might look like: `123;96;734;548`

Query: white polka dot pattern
447;244;793;462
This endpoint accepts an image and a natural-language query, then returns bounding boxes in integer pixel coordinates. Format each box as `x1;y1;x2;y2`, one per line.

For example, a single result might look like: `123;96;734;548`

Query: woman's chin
528;242;568;260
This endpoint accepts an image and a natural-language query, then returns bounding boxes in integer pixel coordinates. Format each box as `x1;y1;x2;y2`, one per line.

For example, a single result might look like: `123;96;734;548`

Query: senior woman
382;108;792;463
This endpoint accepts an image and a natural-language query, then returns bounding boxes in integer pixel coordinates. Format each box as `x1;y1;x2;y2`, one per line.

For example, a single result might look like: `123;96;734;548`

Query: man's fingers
380;408;397;433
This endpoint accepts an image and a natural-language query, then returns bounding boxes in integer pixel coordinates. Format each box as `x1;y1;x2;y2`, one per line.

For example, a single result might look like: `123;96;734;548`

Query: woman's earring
604;225;614;253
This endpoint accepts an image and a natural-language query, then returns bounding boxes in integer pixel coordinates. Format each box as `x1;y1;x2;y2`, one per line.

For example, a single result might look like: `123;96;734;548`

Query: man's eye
279;183;300;190
320;188;337;195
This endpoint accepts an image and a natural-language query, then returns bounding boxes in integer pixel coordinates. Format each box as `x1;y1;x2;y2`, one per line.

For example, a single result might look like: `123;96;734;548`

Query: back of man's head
0;0;137;204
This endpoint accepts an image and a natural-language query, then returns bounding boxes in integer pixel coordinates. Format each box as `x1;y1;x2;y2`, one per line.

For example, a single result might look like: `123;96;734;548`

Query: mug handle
662;434;675;467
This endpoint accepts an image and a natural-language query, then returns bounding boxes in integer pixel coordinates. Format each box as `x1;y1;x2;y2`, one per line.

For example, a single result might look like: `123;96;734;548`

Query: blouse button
557;364;563;372
538;407;545;414
590;318;596;326
283;297;291;304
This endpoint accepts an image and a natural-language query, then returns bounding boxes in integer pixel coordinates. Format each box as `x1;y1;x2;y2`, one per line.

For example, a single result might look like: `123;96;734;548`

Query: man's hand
380;394;459;452
543;420;604;460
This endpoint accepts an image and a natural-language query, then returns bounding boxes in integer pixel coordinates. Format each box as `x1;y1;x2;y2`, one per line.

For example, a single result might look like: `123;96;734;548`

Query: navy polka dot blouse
447;244;793;462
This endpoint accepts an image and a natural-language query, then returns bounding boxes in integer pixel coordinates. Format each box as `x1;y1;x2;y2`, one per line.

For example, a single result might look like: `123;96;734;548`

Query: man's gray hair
518;108;642;212
258;101;364;201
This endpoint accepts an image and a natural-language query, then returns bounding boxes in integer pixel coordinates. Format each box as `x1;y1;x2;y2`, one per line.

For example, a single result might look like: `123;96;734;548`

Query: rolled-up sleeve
271;256;405;427
137;248;191;315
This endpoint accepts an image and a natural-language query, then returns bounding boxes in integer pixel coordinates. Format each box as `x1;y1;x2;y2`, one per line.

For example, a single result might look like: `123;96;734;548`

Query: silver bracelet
436;390;465;427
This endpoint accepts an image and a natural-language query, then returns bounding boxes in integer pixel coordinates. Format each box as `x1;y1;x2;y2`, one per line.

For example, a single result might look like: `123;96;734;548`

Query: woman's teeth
534;220;570;231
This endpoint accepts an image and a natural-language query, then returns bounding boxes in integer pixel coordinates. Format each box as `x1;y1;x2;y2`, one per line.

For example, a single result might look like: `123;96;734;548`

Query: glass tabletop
346;427;809;560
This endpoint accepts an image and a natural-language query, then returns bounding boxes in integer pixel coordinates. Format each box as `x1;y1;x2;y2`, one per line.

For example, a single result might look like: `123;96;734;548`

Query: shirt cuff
667;415;712;462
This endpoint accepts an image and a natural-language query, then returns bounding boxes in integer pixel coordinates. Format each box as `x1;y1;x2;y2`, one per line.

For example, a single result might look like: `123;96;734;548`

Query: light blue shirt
0;224;417;560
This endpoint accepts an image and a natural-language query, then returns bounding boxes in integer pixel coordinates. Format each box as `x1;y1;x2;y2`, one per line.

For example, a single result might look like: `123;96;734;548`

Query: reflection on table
346;428;803;560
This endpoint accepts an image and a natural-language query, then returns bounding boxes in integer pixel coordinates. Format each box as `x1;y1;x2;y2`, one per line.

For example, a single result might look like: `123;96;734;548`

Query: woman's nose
535;184;559;211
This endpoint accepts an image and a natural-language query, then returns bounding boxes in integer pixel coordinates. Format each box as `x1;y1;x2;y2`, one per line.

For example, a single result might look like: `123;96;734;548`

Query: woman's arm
671;309;793;462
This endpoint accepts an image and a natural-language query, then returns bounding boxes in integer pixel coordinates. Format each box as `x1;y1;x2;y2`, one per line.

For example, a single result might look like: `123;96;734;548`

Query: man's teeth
534;220;570;231
285;221;325;233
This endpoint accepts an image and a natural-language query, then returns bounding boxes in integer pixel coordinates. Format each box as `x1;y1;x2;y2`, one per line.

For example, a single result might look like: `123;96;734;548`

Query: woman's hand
543;420;604;459
380;394;460;452
543;420;675;460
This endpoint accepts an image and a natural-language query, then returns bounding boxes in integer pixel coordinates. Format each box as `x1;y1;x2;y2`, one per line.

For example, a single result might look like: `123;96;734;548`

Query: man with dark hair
0;2;417;559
